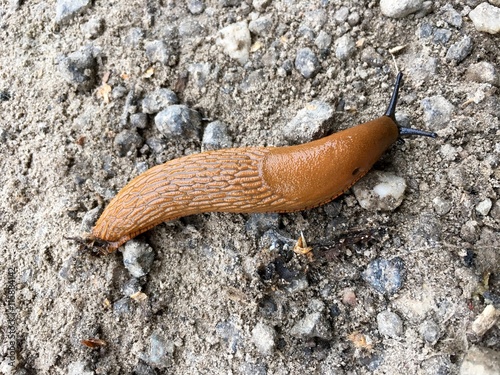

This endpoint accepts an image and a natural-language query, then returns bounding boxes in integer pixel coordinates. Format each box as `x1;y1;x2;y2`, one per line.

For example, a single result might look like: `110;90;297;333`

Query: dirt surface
0;1;499;374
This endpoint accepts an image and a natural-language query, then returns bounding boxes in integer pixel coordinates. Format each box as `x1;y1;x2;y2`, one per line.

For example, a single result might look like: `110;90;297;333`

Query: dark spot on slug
352;167;360;176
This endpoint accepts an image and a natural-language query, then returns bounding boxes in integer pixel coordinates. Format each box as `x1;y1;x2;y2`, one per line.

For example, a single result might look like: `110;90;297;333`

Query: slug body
91;73;435;251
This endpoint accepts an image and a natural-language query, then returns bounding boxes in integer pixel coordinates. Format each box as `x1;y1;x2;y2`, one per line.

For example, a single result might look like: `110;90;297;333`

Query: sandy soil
0;1;498;374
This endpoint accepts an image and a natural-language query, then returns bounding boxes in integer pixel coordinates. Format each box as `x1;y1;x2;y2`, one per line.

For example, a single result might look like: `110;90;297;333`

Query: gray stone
81;206;101;233
433;197;452;216
419;22;434;38
476;198;492;216
216;319;242;353
419;320;440;344
251;323;276;355
202;121;232;150
57;47;97;91
315;30;332;50
469;3;500;34
154;105;202;138
130;113;148;129
420;95;455;130
347;11;361;26
440;4;462;28
113;297;132;315
144;333;174;368
114;130;143;157
145;40;176;66
282;100;333;143
433;28;452;45
122;240;155;277
80;17;104;39
146;137;167;154
142;88;178;114
460;346;500;375
460;220;480;243
466;62;498;85
445;36;473;64
187;0;205;14
55;0;91;24
125;28;145;47
179;20;204;39
335;34;356;60
360;46;384;67
252;0;271;11
68;361;94;375
249;15;273;36
290;312;332;340
121;278;142;297
294;48;320;78
377;310;404;338
188;63;211;88
380;0;424;18
334;6;350;23
420;356;452;375
362;257;405;295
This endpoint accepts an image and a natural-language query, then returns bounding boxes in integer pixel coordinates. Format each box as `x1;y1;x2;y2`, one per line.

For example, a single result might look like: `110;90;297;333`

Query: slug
88;73;436;252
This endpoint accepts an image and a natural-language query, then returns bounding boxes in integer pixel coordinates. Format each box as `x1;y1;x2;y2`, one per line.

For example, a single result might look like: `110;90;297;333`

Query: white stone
380;0;424;18
476;198;493;216
469;3;500;34
251;323;276;355
352;171;407;211
216;22;251;64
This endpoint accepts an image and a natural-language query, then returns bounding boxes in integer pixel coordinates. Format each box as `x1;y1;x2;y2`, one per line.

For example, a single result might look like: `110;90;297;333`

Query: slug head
385;72;437;139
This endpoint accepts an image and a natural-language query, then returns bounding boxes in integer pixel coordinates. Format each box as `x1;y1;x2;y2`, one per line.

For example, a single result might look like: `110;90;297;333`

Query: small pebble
219;0;241;6
144;333;174;367
146;137;167;154
420;356;452;375
460;220;480;243
440;4;462;28
179;20;204;39
335;34;356;60
80;17;104;39
282;100;333;143
290;312;332;340
251;323;276;355
249;15;273;36
294;48;320;78
380;0;424;18
419;320;440;344
252;0;271;11
187;0;205;14
154;105;202;138
216;22;251;65
352;171;407;211
377;310;404;338
460;346;500;375
130;113;148;129
360;46;384;67
125;28;145;47
114;130;143;157
420;95;455;130
113;297;132;315
188;62;211;88
471;305;499;337
315;30;332;50
81;206;101;232
121;278;142;297
466;61;498;85
419;22;434;38
142;88;178;114
362;257;405;295
55;0;91;24
239;363;267;375
67;361;94;375
216;319;242;354
490;201;500;222
122;240;155;278
303;10;328;30
333;6;349;23
111;85;128;100
445;35;473;64
432;28;452;45
476;198;492;216
202;120;233;151
246;215;280;238
145;40;176;66
57;47;97;91
468;3;500;34
432;197;452;216
347;12;361;26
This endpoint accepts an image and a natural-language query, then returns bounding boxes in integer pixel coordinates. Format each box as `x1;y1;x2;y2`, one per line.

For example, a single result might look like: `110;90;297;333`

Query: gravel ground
0;1;499;374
